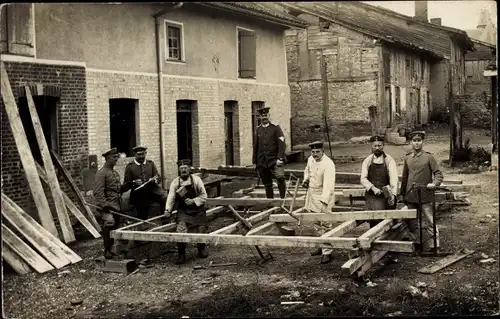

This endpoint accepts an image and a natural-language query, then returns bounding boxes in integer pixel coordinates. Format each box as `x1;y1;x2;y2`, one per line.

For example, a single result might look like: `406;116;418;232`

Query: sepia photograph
1;1;498;318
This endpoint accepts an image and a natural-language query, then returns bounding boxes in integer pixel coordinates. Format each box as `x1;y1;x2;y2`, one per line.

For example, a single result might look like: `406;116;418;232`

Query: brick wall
454;94;491;128
1;61;88;217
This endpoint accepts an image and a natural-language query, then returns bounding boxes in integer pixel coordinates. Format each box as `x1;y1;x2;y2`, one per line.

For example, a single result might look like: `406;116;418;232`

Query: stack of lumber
1;62;100;275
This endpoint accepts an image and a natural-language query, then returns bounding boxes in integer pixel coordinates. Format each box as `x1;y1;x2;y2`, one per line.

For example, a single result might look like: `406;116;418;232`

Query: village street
3;127;498;318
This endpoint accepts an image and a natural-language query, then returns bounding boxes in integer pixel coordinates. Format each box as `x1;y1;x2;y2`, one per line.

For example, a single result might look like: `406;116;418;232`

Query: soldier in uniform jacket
399;131;444;252
93;148;125;259
252;106;287;199
122;146;168;220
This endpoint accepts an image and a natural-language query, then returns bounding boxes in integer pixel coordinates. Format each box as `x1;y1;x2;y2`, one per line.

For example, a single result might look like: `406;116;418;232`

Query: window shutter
238;30;256;78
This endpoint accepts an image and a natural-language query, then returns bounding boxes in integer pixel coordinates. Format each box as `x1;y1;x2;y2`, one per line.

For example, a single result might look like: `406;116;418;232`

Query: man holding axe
360;135;399;227
164;159;209;264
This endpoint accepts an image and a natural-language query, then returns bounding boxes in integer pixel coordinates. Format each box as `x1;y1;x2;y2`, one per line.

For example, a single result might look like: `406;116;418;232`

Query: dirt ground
3;127;499;318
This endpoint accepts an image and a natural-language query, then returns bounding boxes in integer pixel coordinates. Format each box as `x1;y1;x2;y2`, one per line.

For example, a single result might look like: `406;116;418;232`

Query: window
165;21;183;61
109;98;139;157
237;28;256;79
395;86;401;114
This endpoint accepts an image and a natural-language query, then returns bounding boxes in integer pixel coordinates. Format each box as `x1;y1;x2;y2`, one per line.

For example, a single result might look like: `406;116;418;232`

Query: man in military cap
122;146;168;221
164;159;209;264
360;135;399;227
302;141;337;263
252;106;287;199
399;131;444;251
93;147;124;259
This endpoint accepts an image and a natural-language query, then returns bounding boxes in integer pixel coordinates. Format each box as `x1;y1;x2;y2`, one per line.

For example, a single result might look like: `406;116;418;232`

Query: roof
193;2;309;28
465;39;495;61
281;2;451;59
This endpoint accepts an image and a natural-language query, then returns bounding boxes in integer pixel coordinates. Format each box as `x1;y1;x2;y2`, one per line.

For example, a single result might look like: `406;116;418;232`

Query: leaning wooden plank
269;209;417;223
245;222;277;236
1;195;71;268
35;162;100;239
417;248;475;274
25;86;75;243
209;207;284;235
205;197;305;207
2;194;82;264
321;220;358;238
1;242;33;275
2;224;55;273
112;231;359;249
0;63;58;237
50;150;101;232
342;188;467;203
357;219;394;249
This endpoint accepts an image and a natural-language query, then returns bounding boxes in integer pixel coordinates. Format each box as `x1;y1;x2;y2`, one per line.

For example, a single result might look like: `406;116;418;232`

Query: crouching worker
164;159;209;264
360;135;399;227
399;131;443;252
93;148;124;259
302;141;336;264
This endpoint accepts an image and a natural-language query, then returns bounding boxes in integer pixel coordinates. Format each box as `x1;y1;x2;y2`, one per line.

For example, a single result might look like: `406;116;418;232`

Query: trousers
257;164;286;199
406;202;440;250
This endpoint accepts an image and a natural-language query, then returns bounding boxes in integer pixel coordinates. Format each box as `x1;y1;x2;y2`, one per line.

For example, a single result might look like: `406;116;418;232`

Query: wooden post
320;51;333;158
448;62;454;166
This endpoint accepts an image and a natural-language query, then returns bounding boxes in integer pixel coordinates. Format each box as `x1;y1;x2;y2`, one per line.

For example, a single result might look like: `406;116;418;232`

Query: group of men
93;103;443;264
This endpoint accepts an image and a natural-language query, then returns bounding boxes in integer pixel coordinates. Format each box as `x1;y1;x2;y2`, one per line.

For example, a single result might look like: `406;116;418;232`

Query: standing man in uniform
93;148;123;259
302;141;336;263
122;146;168;221
164;159;209;264
252;106;287;199
360;135;399;227
399;131;443;251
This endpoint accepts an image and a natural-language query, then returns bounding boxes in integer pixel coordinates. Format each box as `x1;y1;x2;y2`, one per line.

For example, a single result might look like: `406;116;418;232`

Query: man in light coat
302;141;336;263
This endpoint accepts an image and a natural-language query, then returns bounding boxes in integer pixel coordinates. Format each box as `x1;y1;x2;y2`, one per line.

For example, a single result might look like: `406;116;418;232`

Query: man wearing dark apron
360;135;399;227
164;159;208;265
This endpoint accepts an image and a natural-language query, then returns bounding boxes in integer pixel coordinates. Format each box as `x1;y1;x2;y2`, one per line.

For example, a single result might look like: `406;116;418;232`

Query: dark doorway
18;95;59;165
251;101;264;149
109;98;138;157
224;101;237;165
176;100;195;164
385;86;392;127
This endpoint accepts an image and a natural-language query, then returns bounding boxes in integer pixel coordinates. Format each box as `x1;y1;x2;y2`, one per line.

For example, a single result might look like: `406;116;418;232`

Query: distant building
465;6;497;45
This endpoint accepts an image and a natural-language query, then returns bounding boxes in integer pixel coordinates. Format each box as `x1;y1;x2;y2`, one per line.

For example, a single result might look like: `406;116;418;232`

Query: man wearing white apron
302;141;336;264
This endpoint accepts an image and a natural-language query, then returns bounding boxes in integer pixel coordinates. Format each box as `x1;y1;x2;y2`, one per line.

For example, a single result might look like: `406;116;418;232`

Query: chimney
414;1;428;22
430;18;442;26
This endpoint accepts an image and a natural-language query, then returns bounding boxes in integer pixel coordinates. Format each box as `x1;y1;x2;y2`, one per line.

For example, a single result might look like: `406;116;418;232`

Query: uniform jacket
400;150;444;203
252;123;286;168
303;154;336;213
93;165;122;212
122;159;159;192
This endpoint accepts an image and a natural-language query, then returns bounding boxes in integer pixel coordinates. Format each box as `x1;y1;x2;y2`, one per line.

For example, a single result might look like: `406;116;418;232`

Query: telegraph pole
320;50;333;158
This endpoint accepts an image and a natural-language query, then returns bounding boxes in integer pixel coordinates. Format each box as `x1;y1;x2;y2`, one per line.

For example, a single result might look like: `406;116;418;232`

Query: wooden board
0;62;58;237
357;219;393;249
25;86;75;244
2;224;55;273
245;222;277;236
50;150;101;232
269;209;417;223
1;242;33;275
35;162;100;239
321;220;358;238
210;207;284;235
2;193;82;265
205;197;305;207
417;248;475;274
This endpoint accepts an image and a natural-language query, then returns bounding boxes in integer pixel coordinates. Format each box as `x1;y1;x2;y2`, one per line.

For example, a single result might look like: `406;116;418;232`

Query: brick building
281;2;473;145
1;3;307;214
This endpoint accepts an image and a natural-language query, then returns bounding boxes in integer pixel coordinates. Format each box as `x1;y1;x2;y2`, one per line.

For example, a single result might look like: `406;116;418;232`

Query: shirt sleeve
275;125;286;160
429;155;444;186
387;156;399;196
193;176;208;207
304;156;311;181
122;165;134;192
360;156;373;191
400;158;409;196
165;178;178;212
93;170;107;208
151;161;159;177
320;160;335;205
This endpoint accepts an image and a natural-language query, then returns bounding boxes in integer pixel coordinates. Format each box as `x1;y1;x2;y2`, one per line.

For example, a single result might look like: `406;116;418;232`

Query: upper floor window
237;27;256;79
165;20;184;62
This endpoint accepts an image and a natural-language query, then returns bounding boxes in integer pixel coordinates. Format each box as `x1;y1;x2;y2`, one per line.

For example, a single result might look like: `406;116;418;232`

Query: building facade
1;3;307;214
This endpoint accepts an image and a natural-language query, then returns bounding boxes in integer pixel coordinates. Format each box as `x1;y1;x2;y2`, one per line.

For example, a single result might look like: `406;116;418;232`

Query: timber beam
269;209;417;223
205;198;305;207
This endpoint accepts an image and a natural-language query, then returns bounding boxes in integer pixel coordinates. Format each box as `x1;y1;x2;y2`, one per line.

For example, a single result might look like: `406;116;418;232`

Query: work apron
174;176;207;226
365;156;390;211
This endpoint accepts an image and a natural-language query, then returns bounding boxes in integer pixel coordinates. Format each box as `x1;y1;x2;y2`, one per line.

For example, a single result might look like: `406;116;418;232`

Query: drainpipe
153;2;183;189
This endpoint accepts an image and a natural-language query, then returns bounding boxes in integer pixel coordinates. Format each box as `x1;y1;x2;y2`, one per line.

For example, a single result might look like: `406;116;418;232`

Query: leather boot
197;244;208;258
102;227;115;259
175;243;187;264
310;248;323;256
264;186;274;199
277;179;287;199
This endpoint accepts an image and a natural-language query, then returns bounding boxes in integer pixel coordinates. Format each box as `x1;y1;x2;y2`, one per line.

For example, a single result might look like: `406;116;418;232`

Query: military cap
257;106;270;115
177;159;192;167
101;147;118;157
132;146;147;153
369;135;385;143
409;131;426;140
308;141;324;149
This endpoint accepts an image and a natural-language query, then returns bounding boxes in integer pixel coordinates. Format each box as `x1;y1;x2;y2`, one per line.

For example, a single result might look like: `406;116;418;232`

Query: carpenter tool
417;186;424;254
133;175;159;192
280;174;300;222
84;201;158;226
432;188;438;256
